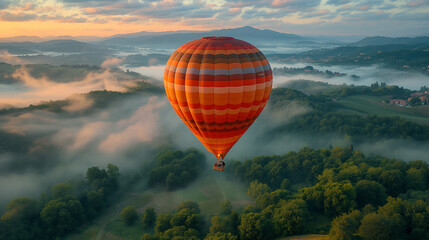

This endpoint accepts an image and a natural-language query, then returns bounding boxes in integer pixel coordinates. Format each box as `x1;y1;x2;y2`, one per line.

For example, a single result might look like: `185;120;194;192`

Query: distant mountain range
1;26;428;57
0;39;108;54
0;35;105;43
99;26;306;48
350;36;429;47
0;26;304;46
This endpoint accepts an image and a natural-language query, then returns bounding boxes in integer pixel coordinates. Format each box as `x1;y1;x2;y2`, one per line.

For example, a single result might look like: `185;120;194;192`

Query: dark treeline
147;148;206;190
284;112;429;141
273;65;348;78
0;164;120;240
322;81;412;99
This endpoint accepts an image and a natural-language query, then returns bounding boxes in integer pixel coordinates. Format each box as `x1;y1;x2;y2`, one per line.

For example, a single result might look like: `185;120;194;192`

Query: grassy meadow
338;95;429;125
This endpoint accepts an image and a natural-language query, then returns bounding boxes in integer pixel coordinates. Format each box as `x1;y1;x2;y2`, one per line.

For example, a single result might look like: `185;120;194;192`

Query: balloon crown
201;36;234;40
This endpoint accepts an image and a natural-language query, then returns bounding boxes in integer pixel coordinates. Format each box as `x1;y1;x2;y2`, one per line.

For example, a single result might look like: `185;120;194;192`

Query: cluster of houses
389;91;429;106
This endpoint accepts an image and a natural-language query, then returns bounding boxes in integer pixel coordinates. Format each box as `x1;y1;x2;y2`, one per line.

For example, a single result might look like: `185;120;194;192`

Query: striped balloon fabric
164;36;273;160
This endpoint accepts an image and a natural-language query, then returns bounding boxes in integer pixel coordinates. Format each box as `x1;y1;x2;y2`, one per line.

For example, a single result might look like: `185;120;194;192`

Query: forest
1;147;428;240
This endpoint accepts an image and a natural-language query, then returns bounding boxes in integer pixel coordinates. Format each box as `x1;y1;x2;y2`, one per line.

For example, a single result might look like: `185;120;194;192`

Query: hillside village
389;90;429;107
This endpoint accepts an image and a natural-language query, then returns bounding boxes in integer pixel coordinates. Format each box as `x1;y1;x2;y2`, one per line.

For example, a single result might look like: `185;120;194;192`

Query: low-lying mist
0;66;139;108
1;60;429;210
123;61;429;90
271;62;429;90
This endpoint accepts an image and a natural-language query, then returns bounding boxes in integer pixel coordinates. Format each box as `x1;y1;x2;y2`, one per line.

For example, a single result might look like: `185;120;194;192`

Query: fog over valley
1;57;429;208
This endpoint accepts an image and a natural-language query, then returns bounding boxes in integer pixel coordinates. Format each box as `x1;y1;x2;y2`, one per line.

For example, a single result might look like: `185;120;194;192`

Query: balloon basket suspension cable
213;153;225;172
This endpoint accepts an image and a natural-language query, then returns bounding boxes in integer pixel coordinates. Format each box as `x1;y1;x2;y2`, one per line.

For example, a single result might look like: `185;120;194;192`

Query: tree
247;180;271;199
204;232;238;240
85;164;120;194
40;198;85;236
149;149;205;190
0;197;44;240
162;225;187;239
185;213;202;230
166;172;180;190
280;178;291;189
329;210;362;240
178;201;200;214
155;214;172;234
238;212;273;240
355;180;387;208
142;207;157;228
358;212;405;240
410;97;421;105
86;167;107;187
256;189;290;209
338;166;361;183
273;199;309;237
209;216;232;234
170;209;189;227
323;181;357;216
220;200;232;215
379;169;405;196
107;163;120;178
141;233;159;240
120;206;138;226
406;168;427;190
86;190;105;213
51;183;76;199
229;211;240;236
301;183;325;211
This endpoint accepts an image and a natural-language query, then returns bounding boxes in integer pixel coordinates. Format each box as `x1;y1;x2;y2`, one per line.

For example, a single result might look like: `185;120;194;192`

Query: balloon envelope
164;36;273;160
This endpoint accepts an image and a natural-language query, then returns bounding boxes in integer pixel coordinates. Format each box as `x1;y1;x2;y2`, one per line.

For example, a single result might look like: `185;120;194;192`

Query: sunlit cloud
0;66;137;108
0;0;427;37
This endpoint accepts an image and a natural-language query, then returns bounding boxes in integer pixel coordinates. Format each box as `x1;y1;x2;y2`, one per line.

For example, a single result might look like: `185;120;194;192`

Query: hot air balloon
164;36;273;171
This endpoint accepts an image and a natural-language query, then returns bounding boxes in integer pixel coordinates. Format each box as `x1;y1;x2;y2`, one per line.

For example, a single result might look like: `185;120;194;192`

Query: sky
0;0;428;38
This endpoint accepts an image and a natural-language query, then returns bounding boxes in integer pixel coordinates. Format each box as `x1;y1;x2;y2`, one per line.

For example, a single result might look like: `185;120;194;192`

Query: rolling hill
99;26;306;48
350;36;429;47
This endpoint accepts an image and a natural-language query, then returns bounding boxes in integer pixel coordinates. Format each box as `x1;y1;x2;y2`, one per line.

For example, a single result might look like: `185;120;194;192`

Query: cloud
0;0;11;9
0;66;136;108
17;3;36;11
0;50;23;64
0;11;37;21
61;0;120;7
0;95;165;206
63;94;94;112
408;0;427;7
99;96;165;153
327;0;352;5
272;0;321;9
0;0;426;37
101;57;125;68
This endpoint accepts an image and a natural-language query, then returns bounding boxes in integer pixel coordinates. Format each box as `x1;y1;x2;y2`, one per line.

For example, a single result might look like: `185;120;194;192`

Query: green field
338;95;429;125
66;173;251;240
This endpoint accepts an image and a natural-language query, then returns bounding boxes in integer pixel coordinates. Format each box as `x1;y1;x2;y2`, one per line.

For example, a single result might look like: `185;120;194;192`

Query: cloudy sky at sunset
0;0;428;38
